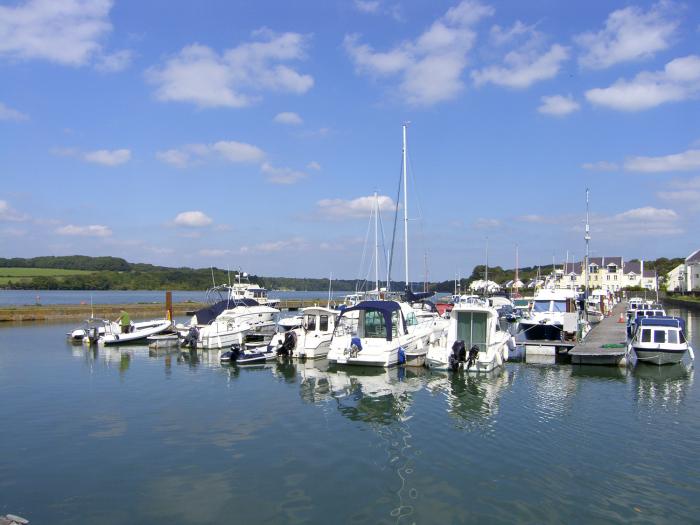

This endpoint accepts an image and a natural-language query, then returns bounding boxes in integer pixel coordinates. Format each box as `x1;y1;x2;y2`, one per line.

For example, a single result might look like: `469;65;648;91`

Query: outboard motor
448;340;466;371
466;345;479;370
182;326;199;350
220;343;242;363
277;331;297;358
87;326;100;345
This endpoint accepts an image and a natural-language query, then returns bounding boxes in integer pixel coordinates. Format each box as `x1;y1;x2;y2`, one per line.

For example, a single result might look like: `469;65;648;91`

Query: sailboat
328;124;445;367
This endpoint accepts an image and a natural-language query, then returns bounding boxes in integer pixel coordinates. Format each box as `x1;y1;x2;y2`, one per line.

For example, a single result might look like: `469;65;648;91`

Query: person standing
118;310;131;334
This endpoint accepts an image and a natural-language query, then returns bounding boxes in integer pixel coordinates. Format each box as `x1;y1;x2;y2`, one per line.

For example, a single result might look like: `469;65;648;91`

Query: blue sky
1;0;699;281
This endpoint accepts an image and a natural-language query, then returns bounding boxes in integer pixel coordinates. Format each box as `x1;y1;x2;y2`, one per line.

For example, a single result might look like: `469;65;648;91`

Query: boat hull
633;347;687;365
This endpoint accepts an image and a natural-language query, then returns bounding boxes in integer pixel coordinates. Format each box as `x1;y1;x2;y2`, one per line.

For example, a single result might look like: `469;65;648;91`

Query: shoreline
0;302;205;323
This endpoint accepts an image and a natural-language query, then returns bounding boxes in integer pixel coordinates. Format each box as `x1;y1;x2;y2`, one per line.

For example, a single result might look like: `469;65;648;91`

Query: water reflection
633;363;694;409
425;368;514;431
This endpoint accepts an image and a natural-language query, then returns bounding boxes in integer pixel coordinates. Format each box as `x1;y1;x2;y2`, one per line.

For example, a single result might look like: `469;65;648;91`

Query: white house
685;249;700;291
666;264;686;292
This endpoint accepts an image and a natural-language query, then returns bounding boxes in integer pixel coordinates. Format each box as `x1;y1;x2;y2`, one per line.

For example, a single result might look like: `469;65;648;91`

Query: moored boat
629;317;694;365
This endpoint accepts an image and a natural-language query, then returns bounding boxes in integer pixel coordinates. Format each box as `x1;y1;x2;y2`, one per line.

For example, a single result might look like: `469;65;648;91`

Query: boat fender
398;347;406;365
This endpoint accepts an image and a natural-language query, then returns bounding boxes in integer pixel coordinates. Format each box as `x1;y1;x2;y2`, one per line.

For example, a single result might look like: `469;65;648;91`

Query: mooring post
165;290;173;321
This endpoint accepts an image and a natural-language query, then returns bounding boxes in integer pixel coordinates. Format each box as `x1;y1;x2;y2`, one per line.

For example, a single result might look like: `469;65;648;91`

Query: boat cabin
633;317;687;345
333;301;406;341
302;307;338;333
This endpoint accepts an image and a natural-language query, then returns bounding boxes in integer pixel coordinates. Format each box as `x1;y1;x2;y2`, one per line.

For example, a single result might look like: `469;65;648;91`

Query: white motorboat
222;272;280;307
625;305;666;339
176;298;279;350
517;288;586;343
585;296;605;324
80;318;173;346
426;302;514;372
327;300;441;367
628;317;694;365
268;307;340;359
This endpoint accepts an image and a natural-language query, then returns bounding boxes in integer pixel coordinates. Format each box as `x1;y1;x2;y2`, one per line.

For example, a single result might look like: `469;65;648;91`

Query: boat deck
570;302;628;366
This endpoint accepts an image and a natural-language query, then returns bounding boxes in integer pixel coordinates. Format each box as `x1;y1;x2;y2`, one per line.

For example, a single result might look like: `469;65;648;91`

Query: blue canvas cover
339;300;402;341
635;316;685;333
194;298;260;325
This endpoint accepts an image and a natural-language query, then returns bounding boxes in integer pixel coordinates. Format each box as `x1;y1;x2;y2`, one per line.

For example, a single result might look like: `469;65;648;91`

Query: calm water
1;306;698;524
0;289;349;306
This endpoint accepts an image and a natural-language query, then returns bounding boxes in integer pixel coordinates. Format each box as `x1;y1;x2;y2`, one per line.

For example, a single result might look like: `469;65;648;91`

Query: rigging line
377;198;389;282
387;153;403;291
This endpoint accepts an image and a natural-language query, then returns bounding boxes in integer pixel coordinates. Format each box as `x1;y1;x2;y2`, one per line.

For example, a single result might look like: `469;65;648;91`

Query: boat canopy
194;298;260;325
635;316;685;331
339;300;402;341
404;289;434;302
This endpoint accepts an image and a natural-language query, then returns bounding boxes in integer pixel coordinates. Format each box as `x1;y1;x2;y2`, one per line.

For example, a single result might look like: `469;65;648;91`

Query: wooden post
165;291;173;321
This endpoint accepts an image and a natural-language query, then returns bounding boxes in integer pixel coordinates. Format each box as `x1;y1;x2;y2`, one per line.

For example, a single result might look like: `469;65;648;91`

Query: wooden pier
570;302;628;366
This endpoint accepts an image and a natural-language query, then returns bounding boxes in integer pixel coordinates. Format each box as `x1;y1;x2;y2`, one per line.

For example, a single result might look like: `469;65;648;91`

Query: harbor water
1;305;698;524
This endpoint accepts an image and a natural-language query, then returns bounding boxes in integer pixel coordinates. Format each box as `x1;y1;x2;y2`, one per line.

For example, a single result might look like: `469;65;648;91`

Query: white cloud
307;161;321;170
146;29;313;108
489;21;534;46
538;94;580;116
657;176;700;209
575;2;679;70
582;161;619;171
156;149;190;168
585;55;700;111
273;111;303;125
240;237;308;253
0;200;28;221
95;49;133;73
261;162;307;184
56;224;112;237
344;0;494;106
0;0;113;66
316;194;396;219
593;206;683;236
516;214;557;224
0;102;28;121
472;43;569;89
173;211;212;228
83;148;131;166
211;141;265;163
624;148;700;172
354;0;380;13
199;248;231;257
474;218;500;229
156;141;265;167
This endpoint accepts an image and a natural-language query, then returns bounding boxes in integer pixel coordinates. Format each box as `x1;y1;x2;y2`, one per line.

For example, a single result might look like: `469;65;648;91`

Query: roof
687;248;700;264
636;316;685;331
622;260;655;278
588;256;623;267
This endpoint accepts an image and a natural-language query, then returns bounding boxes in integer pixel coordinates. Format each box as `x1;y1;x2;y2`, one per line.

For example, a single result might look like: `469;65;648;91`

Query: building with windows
668;249;700;292
554;256;657;292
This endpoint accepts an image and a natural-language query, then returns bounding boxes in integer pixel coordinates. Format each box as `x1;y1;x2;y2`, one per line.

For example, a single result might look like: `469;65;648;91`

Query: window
641;329;651;342
606;275;610;281
533;301;551;313
362;310;385;338
680;331;686;343
552;300;567;312
653;330;666;343
305;314;316;331
614;275;618;280
405;312;417;327
668;331;678;344
319;315;328;331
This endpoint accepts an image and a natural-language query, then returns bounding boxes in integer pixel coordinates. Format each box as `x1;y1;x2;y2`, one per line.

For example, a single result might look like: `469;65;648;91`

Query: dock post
165;291;173;320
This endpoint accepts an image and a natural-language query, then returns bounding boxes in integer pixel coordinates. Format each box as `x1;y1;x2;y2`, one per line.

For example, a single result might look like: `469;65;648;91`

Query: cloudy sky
1;0;699;281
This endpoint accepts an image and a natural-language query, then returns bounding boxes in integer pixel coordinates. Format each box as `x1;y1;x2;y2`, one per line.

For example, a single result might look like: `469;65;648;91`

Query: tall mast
374;191;379;292
402;123;409;290
515;244;519;296
485;237;489;296
585;188;591;314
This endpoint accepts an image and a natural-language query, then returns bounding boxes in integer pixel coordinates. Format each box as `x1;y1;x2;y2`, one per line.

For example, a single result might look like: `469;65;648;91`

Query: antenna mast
585;188;591;318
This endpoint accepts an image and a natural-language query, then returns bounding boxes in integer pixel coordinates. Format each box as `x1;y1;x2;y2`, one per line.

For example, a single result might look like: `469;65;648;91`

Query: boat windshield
533;300;567;313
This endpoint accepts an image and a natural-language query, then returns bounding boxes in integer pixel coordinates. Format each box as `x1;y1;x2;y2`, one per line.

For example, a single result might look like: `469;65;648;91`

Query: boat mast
585;188;591;319
485;237;489;297
402;122;409;291
515;244;519;297
374;191;379;292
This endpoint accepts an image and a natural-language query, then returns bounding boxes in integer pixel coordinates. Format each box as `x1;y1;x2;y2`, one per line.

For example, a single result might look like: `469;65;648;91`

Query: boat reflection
424;367;514;429
633;362;694;408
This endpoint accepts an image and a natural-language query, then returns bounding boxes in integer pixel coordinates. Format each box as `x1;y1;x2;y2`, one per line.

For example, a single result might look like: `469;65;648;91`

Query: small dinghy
148;333;180;349
220;344;267;365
